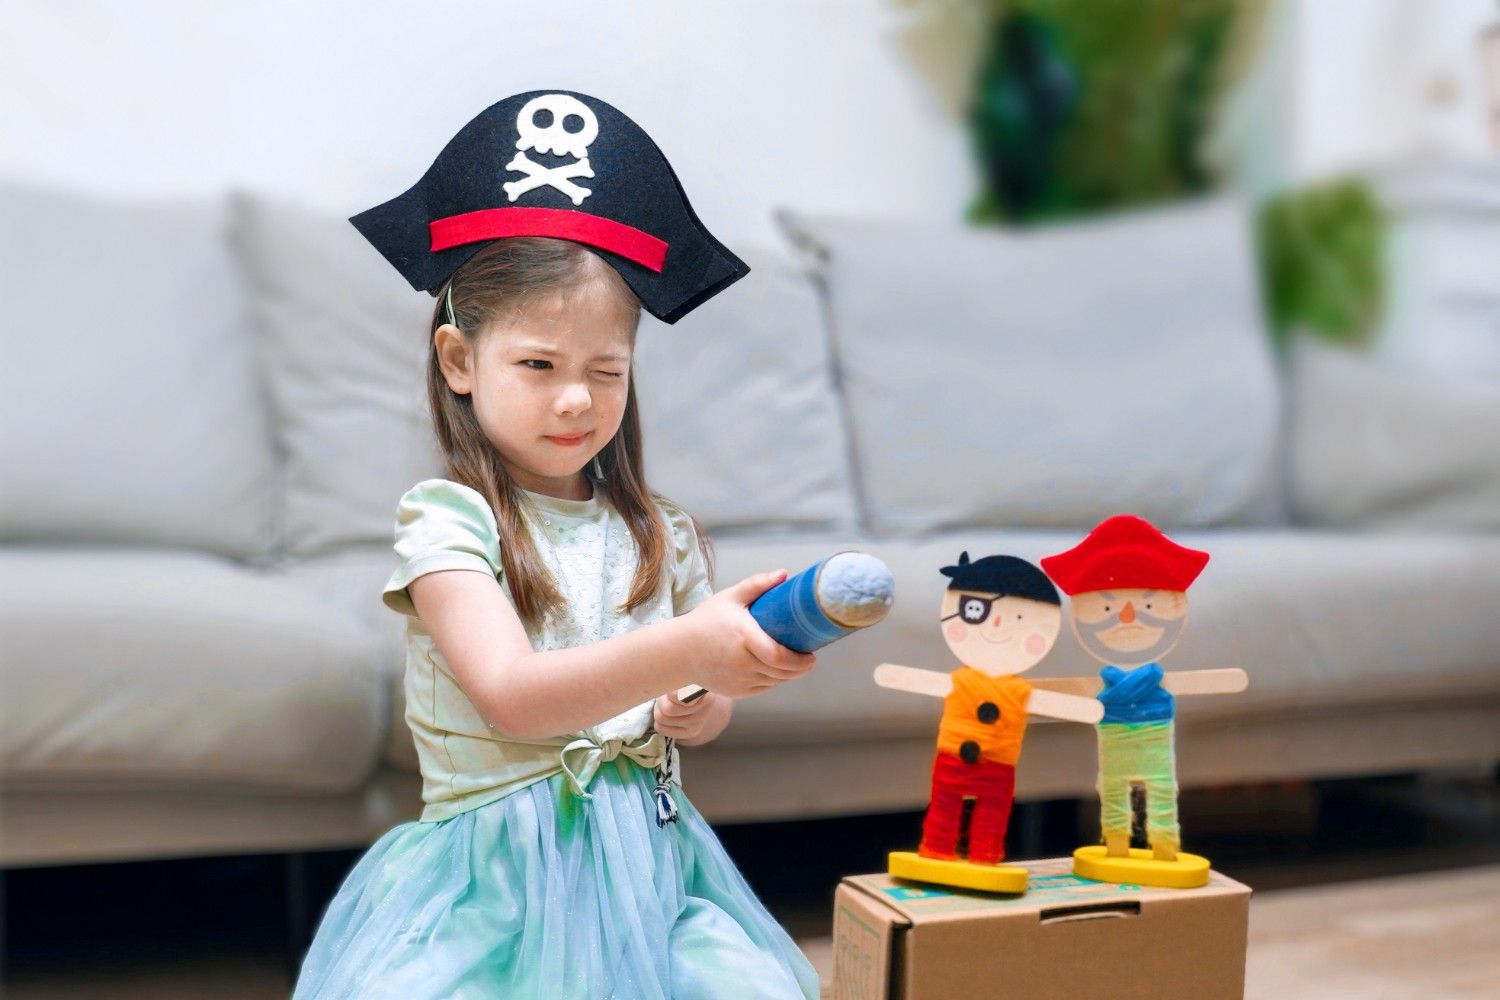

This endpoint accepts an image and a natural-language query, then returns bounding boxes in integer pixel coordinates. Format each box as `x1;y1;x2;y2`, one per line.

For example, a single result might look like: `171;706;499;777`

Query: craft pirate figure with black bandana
872;553;1104;894
292;91;818;999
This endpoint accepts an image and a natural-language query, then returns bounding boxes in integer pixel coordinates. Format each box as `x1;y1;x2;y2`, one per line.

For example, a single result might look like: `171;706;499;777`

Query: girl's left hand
653;690;733;746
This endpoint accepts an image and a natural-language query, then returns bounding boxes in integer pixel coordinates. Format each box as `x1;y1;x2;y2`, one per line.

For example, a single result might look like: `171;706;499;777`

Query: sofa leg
284;851;311;986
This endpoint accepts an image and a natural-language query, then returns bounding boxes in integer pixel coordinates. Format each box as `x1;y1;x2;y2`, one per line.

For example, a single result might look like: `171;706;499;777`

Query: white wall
0;0;980;249
6;0;1496;243
1285;0;1497;180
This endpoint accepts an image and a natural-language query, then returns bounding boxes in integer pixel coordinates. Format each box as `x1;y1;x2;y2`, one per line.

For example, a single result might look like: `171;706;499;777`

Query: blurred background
3;1;1499;996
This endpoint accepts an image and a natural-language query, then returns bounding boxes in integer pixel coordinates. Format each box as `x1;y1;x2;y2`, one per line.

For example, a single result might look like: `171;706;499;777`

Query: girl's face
437;275;636;500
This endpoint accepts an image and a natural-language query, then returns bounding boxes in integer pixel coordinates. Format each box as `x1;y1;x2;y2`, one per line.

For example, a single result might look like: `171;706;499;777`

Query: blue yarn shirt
1098;663;1176;724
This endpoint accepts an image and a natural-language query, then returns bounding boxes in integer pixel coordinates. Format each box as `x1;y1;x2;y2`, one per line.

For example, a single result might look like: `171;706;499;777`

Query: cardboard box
832;857;1251;1000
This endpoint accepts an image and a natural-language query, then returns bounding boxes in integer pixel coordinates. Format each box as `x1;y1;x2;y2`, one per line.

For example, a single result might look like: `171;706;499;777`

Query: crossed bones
503;151;595;206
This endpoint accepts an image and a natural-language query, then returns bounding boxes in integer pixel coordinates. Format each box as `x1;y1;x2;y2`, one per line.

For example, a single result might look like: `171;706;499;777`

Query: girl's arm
410;567;814;740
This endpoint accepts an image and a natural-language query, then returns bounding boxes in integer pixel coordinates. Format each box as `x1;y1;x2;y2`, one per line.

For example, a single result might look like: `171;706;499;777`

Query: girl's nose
1118;601;1136;624
556;381;592;414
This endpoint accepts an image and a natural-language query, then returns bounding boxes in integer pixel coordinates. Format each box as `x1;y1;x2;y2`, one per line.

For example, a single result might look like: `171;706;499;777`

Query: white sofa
3;183;1498;867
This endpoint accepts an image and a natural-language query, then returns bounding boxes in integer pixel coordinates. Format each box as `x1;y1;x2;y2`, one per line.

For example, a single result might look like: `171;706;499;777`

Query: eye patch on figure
943;593;1003;625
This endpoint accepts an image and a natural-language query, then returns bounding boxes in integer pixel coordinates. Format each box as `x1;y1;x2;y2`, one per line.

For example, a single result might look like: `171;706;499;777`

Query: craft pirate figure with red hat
1037;515;1247;888
873;554;1102;893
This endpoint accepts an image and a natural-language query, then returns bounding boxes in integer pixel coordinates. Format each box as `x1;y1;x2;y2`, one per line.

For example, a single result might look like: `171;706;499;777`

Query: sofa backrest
2;182;1294;567
228;192;858;559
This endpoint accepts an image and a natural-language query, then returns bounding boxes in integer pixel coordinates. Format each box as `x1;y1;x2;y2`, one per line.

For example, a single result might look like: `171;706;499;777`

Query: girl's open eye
521;359;552;371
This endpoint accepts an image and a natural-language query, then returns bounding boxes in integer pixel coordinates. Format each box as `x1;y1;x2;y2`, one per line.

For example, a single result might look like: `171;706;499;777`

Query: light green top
381;478;714;822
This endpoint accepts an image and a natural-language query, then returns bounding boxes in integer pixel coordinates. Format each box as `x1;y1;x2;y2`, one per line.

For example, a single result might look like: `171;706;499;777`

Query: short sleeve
661;501;713;615
382;479;503;617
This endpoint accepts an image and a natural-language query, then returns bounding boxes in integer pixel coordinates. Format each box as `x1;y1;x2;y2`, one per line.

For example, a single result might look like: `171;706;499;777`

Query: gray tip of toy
818;552;895;628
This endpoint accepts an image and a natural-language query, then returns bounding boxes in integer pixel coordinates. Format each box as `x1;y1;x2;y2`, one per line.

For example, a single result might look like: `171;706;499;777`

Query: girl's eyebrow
510;342;629;364
511;342;561;356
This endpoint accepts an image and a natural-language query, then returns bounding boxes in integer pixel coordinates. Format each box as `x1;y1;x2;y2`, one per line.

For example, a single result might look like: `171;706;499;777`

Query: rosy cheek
945;621;969;643
1024;633;1049;656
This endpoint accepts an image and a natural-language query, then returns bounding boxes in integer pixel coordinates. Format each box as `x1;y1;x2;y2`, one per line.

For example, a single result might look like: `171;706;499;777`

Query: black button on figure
959;740;981;764
977;701;1000;724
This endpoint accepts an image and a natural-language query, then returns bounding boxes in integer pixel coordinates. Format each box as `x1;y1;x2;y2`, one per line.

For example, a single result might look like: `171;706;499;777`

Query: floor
5;772;1498;998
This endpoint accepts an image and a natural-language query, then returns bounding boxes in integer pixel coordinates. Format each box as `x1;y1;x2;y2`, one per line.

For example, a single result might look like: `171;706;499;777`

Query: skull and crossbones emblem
503;94;600;206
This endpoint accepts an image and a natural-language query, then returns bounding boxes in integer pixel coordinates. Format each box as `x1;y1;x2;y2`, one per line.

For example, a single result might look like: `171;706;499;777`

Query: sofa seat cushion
0;548;386;793
277;546;417;774
704;530;1500;745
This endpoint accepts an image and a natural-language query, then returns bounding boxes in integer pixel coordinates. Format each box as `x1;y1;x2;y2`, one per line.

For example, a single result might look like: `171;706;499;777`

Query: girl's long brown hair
427;237;712;629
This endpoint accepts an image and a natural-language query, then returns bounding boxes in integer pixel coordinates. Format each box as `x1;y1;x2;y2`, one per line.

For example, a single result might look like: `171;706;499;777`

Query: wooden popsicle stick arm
1165;667;1248;694
873;663;953;698
1027;687;1104;724
1025;676;1101;697
1029;667;1248;698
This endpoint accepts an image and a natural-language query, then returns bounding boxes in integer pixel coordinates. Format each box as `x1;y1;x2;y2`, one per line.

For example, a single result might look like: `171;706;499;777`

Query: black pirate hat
941;552;1060;605
351;90;748;324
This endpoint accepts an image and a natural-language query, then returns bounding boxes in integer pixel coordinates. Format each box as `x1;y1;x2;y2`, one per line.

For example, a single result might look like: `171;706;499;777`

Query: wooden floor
7;773;1498;998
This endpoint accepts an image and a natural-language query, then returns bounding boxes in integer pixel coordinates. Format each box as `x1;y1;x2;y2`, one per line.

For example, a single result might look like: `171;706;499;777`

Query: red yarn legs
918;752;1017;864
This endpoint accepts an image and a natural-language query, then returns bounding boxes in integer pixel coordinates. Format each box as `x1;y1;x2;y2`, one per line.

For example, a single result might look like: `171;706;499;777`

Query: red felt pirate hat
1040;515;1209;595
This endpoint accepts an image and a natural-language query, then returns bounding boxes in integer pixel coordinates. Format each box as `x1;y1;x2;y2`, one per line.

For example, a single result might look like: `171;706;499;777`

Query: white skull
514;94;599;160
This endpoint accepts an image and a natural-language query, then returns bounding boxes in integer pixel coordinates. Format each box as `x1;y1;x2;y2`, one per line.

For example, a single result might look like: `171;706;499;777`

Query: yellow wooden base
1072;845;1211;888
888;851;1029;894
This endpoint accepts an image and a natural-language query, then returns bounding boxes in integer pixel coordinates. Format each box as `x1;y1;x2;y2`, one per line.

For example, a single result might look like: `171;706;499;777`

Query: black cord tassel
654;736;679;827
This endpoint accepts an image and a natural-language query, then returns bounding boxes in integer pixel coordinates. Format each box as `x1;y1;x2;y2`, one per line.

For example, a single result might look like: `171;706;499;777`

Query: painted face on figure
940;590;1062;676
1070;588;1189;667
437;270;637;500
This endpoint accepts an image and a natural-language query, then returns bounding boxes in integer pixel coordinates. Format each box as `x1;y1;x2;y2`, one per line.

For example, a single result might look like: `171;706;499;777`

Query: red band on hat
429;208;668;273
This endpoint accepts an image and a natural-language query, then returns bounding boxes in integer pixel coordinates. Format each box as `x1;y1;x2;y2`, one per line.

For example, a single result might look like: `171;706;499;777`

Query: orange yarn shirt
935;668;1032;766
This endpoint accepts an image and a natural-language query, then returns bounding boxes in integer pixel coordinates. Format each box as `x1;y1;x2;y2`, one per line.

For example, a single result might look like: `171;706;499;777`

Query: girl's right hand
681;570;817;699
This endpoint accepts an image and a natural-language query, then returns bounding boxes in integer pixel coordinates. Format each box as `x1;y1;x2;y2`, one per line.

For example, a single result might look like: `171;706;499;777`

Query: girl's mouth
546;433;590;446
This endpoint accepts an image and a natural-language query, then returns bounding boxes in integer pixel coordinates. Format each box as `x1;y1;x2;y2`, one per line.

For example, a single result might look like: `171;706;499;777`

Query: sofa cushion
230;193;856;548
0;548;387;793
779;198;1283;534
705;529;1500;745
0;183;279;561
1289;339;1500;531
633;253;856;531
278;546;417;774
228;192;440;558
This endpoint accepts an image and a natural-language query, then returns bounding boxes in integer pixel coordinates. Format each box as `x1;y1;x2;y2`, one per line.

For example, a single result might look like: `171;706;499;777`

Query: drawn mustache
1085;610;1176;633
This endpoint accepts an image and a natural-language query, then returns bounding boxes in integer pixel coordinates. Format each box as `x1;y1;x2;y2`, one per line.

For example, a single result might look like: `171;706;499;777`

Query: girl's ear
434;323;475;395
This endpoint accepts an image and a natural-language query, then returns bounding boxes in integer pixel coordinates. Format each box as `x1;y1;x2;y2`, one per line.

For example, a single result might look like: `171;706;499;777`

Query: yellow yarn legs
1097;721;1179;857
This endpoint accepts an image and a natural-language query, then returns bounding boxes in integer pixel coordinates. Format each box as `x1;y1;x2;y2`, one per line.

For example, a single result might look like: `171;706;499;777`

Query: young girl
293;91;820;998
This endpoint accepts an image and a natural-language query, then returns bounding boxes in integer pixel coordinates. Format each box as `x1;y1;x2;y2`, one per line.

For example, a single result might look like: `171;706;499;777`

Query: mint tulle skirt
292;758;818;999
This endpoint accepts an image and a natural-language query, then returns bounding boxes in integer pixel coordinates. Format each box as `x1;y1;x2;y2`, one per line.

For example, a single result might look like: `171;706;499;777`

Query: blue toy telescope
680;551;893;702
